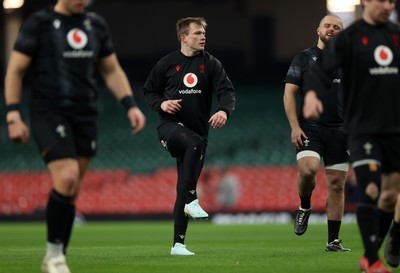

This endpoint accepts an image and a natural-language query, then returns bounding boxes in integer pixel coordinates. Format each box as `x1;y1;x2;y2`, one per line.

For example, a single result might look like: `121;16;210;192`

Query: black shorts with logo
348;133;400;174
296;125;349;166
30;107;98;164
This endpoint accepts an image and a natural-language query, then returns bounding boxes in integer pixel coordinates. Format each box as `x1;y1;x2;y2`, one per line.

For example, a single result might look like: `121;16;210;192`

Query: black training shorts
296;125;349;166
30;108;98;164
349;133;400;174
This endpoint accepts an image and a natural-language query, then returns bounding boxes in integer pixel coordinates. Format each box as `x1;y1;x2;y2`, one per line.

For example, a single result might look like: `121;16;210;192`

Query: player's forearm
104;68;133;100
4;72;24;124
283;95;300;130
5;69;24;105
286;112;301;130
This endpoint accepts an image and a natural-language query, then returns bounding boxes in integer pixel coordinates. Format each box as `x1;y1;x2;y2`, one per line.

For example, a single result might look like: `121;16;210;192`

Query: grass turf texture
0;221;395;273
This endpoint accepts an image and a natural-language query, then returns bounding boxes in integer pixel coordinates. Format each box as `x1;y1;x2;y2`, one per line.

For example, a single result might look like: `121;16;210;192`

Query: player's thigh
30;110;77;163
158;122;204;157
324;129;349;184
296;127;323;174
71;112;98;158
379;135;400;208
379;134;400;174
324;129;349;168
158;122;185;157
349;134;382;199
348;134;382;168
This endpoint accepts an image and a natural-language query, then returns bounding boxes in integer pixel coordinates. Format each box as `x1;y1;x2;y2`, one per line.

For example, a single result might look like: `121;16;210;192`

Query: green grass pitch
0;221;396;273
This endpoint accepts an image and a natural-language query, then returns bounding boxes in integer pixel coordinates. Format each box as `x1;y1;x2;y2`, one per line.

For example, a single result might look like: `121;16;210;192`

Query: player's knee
354;164;381;200
358;182;378;206
365;182;380;200
298;157;319;179
188;135;204;153
379;190;397;210
327;178;345;194
54;170;80;196
326;170;346;188
299;166;318;182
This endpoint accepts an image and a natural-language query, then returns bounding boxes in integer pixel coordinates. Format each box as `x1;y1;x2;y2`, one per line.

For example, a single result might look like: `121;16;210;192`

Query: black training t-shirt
14;6;114;111
285;46;344;129
143;50;236;138
307;19;400;135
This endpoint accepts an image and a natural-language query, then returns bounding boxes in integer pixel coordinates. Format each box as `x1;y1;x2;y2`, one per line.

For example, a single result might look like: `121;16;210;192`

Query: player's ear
317;28;320;35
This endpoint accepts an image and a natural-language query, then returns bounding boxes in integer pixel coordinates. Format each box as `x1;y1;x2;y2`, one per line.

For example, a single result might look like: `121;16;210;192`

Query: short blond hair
176;17;207;41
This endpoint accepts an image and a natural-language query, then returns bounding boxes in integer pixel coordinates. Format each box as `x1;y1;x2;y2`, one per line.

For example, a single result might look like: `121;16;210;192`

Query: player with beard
4;0;146;272
283;14;350;252
143;17;235;255
304;0;400;272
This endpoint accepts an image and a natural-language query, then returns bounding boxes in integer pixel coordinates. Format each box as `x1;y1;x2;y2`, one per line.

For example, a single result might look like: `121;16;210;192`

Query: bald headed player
283;14;350;252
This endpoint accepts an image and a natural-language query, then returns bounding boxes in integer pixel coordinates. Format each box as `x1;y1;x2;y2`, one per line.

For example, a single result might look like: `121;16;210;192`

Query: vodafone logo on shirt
369;45;398;75
67;28;88;49
179;73;202;94
374;45;393;66
183;73;198;88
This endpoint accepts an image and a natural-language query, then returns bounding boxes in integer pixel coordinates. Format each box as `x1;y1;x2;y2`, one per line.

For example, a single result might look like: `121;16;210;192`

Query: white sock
44;242;63;261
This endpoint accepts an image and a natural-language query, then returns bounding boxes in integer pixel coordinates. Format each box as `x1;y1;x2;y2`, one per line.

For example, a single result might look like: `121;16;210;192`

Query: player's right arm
160;99;182;114
143;62;169;112
4;50;31;144
283;83;307;149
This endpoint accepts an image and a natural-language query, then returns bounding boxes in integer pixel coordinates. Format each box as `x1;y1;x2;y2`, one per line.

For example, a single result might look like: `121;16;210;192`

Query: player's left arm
209;110;227;129
210;59;236;129
99;53;146;135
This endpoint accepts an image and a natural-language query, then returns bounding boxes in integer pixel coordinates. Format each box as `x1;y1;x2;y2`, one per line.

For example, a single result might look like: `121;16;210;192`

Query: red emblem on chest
199;65;205;74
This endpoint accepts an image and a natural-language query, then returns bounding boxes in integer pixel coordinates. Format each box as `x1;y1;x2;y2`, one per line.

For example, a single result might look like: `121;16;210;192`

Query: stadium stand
0;166;350;216
0;86;357;218
0;86;294;172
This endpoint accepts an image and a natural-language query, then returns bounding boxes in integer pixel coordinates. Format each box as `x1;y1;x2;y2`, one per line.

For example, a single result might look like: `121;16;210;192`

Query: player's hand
303;91;323;120
161;99;182;114
6;111;29;144
209;110;227;129
291;127;308;149
127;107;146;135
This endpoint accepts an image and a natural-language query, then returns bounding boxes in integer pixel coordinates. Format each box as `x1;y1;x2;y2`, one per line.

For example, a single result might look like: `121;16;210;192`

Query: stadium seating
0;87;357;217
0;86;295;173
0;166;339;216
